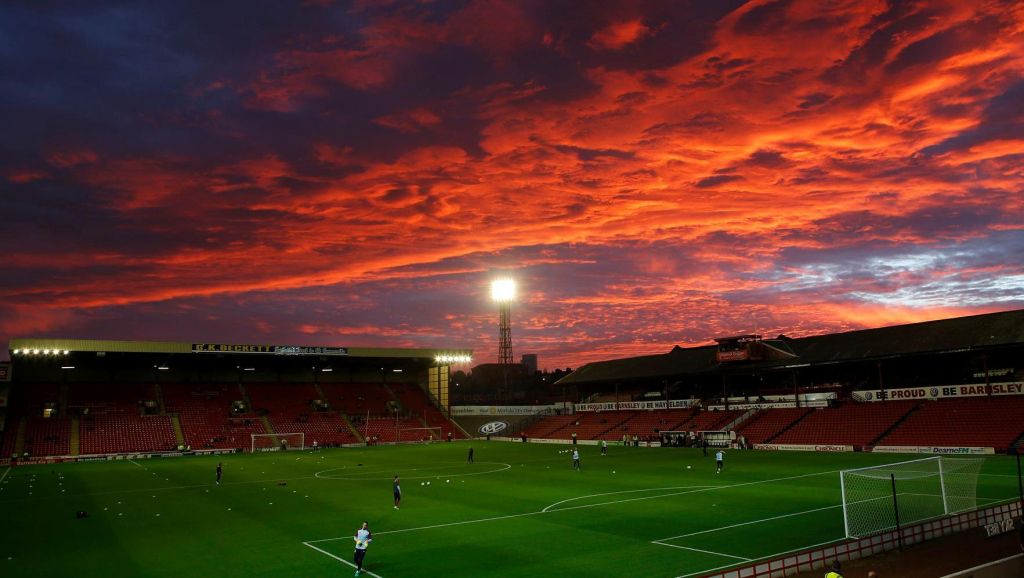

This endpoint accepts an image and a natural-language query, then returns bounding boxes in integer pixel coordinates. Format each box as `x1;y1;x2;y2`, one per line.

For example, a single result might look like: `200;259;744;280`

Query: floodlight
491;278;516;302
12;349;20;355
44;349;51;355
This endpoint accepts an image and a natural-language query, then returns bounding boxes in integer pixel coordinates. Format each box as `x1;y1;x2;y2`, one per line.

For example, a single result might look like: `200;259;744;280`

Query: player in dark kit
216;463;222;485
393;475;401;509
467;447;474;463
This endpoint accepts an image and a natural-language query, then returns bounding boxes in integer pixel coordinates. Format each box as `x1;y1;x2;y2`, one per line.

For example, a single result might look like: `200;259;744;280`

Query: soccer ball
446;479;450;483
427;481;431;485
420;482;424;486
687;465;691;469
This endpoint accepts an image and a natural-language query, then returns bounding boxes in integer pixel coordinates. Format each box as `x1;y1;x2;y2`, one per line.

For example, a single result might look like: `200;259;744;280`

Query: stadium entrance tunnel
314;461;511;481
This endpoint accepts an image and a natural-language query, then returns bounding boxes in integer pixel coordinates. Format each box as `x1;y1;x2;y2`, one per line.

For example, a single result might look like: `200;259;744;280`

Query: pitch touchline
673;537;848;578
653;541;752;562
305;468;842;543
303;542;385;578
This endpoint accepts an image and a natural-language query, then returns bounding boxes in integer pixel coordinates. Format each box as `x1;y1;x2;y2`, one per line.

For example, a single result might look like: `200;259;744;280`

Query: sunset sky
2;0;1023;369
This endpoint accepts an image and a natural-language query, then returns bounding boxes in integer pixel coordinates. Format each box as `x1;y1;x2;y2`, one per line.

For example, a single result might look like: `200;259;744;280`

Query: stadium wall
698;501;1022;578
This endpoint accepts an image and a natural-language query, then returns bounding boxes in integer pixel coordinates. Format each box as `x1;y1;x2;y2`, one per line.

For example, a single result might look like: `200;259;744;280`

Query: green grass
0;443;1019;577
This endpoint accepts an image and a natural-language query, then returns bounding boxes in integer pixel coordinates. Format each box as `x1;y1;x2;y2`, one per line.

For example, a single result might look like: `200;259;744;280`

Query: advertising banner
853;382;1024;402
191;343;348;356
708;400;829;411
618;400;667;410
754;443;853;452
872;446;995;455
0;362;9;381
575;399;696;412
574;402;618;412
450;405;559;416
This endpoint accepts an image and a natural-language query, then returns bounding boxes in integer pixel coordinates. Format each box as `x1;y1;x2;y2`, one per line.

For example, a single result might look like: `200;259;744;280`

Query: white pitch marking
303;541;384;578
307;468;842;543
651;541;752;561
672;537;849;578
542;486;720;513
0;467;10;485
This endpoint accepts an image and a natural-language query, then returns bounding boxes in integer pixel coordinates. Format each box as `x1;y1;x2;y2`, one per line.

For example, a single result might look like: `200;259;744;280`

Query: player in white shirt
715;450;724;473
354;521;372;576
572;448;581;470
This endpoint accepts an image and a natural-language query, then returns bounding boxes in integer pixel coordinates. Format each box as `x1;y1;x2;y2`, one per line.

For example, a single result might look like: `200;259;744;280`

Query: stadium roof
7;338;470;361
557;308;1024;386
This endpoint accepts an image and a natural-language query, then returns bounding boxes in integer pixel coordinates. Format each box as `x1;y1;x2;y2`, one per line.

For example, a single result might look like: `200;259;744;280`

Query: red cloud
589;19;652;51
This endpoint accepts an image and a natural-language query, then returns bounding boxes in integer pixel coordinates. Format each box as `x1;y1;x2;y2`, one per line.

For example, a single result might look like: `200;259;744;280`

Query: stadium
1;309;1022;577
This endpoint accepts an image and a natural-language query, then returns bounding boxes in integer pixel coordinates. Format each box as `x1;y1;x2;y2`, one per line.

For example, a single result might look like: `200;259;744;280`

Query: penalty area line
303;541;384;578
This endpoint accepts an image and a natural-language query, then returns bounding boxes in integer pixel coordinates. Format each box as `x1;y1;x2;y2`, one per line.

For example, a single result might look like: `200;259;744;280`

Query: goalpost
840;456;985;539
398;427;441;444
250;433;305;453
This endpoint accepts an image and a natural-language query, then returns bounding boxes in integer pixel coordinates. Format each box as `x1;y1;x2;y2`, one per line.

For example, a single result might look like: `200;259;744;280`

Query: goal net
840;456;985;538
398;427;441;443
250;432;305;453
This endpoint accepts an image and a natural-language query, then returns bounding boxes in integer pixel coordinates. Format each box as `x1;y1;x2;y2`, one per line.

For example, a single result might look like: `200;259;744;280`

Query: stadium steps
764;408;814;443
170;414;186;447
59;383;69;414
13;419;27;457
154;383;166;415
722;409;757;432
380;383;402;412
238;384;254;412
312;383;328;405
70;415;80;456
868;402;922;446
259;415;278;446
595;413;641;439
340;414;365;444
1007;430;1024;454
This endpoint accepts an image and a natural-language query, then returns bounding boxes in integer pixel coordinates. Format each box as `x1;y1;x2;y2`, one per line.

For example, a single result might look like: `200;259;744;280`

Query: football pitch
0;443;1019;577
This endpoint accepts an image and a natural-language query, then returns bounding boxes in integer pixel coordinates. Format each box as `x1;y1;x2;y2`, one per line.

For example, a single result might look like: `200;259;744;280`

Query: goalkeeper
354;521;372;576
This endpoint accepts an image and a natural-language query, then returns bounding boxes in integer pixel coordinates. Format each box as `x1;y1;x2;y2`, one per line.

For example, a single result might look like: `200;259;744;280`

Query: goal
840;456;985;538
398;427;442;443
250;432;305;453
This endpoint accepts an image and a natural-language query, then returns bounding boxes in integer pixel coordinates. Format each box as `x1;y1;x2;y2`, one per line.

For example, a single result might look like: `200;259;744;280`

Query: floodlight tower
491;279;516;384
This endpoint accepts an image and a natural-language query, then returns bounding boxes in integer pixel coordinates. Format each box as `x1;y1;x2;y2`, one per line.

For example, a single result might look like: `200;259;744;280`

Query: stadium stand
390;383;465;439
522;414;577;439
162;384;266;450
361;417;425;443
15;416;72;457
772;400;918;446
320;383;394;416
246;383;359;446
735;408;815;444
72;383;177;454
599;409;694;441
876;396;1024;451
